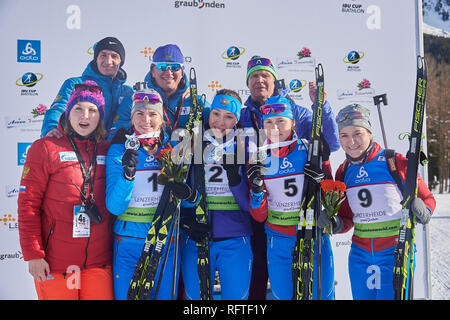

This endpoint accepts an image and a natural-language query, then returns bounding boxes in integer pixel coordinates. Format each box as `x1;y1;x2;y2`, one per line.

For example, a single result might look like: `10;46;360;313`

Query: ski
127;68;204;300
292;63;325;300
393;56;427;300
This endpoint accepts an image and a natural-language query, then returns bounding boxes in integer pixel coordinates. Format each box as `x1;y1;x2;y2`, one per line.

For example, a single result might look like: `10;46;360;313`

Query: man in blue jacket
241;55;340;299
41;36;133;141
144;44;210;135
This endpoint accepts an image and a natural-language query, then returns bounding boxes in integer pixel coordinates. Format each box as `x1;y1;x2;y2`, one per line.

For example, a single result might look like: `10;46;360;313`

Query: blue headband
211;94;241;121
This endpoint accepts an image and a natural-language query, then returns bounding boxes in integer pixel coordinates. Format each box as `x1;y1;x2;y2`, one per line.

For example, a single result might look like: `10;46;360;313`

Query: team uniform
106;129;179;300
250;137;335;300
336;142;436;300
181;127;253;300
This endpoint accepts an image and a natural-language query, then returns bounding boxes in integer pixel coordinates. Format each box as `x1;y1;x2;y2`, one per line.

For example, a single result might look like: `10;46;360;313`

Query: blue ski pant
348;243;415;300
266;227;335;300
113;234;180;300
181;235;253;300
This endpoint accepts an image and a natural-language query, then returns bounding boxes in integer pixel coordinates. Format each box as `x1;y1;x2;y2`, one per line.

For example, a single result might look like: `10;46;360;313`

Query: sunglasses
261;103;288;115
247;57;273;69
156;62;183;72
74;83;103;93
132;92;161;104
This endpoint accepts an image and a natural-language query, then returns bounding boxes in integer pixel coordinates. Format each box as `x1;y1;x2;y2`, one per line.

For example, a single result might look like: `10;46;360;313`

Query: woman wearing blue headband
180;89;254;300
248;95;335;300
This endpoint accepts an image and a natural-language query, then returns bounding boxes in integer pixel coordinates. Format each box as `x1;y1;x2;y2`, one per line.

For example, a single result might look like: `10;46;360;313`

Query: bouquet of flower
31;104;48;117
155;147;188;185
297;47;311;59
320;179;346;235
357;78;371;90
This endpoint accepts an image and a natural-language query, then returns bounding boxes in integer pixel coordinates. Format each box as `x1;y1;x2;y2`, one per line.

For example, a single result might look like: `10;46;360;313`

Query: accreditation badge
73;205;90;238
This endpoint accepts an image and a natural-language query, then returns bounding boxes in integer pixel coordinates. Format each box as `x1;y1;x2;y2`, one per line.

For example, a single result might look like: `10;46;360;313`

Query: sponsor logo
17;143;32;166
207;80;222;92
174;0;225;9
1;213;18;231
17;40;41;63
222;46;245;68
16;72;43;96
0;251;23;261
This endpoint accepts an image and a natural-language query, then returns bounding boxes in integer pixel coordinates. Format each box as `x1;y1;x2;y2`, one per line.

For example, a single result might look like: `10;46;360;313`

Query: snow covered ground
430;193;450;300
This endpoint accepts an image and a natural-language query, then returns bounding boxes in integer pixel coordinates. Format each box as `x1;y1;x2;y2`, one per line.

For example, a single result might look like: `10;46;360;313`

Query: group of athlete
18;38;436;300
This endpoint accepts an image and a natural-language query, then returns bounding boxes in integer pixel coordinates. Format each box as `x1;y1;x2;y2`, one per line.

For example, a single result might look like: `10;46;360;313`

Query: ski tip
417;56;426;70
190;67;196;81
315;63;324;78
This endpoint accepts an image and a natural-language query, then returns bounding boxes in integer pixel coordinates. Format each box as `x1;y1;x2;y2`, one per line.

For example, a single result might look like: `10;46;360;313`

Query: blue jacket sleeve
105;144;135;216
320;101;340;152
107;85;134;142
41;77;82;137
229;166;250;212
292;101;340;152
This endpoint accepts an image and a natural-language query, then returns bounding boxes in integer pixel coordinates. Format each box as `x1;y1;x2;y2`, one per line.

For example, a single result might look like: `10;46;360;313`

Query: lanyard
163;97;184;131
67;135;98;204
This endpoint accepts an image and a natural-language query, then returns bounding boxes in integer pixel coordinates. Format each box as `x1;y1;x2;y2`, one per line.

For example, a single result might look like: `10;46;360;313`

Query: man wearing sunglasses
241;55;340;299
41;36;134;141
144;44;210;134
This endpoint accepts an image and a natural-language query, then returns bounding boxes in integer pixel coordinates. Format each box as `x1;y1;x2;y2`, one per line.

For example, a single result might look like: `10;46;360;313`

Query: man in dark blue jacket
241;55;340;299
41;37;133;141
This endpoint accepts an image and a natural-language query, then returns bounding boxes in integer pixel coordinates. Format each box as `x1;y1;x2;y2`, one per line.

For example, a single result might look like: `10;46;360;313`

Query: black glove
320;136;331;162
247;162;265;194
180;216;210;243
222;153;241;187
316;210;344;233
167;181;198;203
122;149;139;181
303;162;325;185
410;198;431;225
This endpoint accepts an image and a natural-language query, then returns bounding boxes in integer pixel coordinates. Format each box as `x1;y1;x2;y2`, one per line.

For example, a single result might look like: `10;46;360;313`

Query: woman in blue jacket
180;89;253;300
106;88;197;300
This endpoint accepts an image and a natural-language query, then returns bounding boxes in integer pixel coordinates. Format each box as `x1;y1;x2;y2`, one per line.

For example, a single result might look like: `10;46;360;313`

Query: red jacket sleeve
249;191;268;223
17;139;52;261
394;153;436;214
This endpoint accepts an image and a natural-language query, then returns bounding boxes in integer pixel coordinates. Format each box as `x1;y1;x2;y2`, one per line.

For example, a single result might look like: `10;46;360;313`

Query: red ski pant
34;266;114;300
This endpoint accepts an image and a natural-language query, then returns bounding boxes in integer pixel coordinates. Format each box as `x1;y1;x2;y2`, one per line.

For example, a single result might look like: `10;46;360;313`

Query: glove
250;190;264;209
410;198;431;225
316;210;344;233
222;153;241;187
303;162;325;185
320;136;331;162
122;149;139;181
247;162;265;194
167;182;198;203
180;216;210;243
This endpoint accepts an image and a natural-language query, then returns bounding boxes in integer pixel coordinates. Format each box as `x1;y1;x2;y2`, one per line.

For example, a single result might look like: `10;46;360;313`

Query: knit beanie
66;80;105;119
131;88;163;118
336;104;372;133
93;37;125;67
246;55;278;85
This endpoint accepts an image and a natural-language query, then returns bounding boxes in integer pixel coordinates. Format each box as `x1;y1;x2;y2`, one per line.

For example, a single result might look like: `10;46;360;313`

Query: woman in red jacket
18;80;114;300
320;104;436;300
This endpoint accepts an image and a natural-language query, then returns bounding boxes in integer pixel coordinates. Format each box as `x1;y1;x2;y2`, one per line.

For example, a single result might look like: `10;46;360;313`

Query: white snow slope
430;193;450;300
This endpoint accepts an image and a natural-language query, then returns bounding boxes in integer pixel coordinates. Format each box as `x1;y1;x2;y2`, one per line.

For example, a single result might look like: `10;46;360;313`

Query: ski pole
373;94;389;149
171;205;181;300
